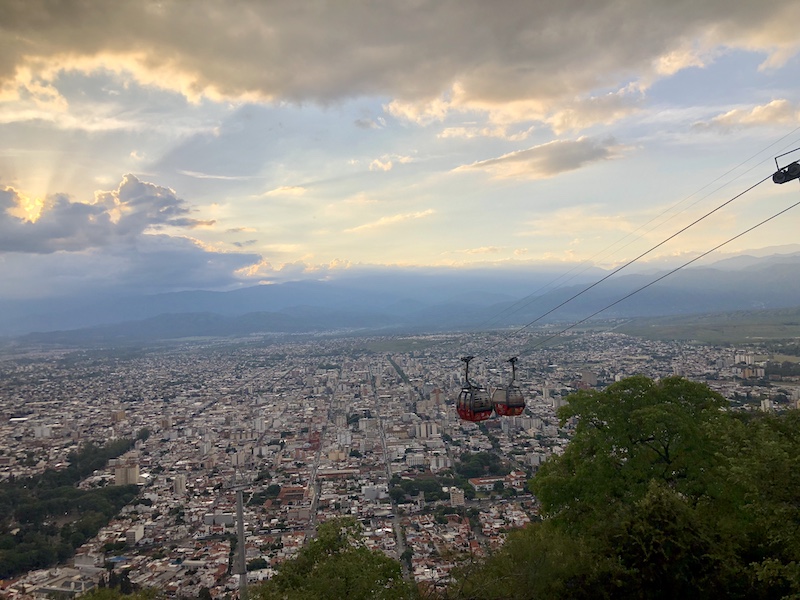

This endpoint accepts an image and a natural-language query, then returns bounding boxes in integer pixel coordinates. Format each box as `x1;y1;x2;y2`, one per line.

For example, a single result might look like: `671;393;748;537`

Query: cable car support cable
486;171;774;354
452;137;800;422
518;193;800;356
472;129;800;334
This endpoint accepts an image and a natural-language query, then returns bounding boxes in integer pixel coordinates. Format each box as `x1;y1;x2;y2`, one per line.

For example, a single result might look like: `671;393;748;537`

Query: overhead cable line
484;171;774;353
475;129;800;334
518;194;800;356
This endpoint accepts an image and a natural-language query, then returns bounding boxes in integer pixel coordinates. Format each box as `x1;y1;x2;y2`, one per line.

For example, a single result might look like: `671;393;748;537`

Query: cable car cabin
457;383;493;422
492;385;525;416
492;357;525;417
457;356;494;422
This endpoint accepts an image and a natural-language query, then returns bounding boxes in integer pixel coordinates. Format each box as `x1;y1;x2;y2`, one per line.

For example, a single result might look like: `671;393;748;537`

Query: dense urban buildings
1;330;798;597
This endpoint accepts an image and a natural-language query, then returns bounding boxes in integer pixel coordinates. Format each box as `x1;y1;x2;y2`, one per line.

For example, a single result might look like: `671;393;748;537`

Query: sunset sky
2;0;800;299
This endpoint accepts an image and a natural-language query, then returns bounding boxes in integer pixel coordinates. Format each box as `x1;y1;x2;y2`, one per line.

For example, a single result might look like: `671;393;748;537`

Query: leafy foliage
389;475;448;503
251;517;415;600
454;452;509;479
0;439;137;578
533;376;726;530
80;587;159;600
451;377;800;599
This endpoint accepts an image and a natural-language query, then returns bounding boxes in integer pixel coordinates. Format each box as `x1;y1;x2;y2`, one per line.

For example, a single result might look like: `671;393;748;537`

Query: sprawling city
1;328;796;598
3;3;800;597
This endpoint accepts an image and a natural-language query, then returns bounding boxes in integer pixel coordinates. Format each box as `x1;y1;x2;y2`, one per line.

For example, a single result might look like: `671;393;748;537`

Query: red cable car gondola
457;356;494;422
492;357;525;417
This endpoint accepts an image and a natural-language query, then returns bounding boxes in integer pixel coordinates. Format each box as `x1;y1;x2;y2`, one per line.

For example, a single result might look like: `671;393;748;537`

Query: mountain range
4;250;800;343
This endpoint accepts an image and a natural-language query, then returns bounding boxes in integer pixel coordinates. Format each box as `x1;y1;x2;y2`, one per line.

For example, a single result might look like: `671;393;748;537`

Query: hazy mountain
3;251;800;342
0;269;597;336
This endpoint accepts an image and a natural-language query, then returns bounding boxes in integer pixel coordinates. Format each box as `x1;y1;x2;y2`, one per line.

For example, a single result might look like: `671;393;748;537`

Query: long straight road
368;362;409;575
306;389;335;539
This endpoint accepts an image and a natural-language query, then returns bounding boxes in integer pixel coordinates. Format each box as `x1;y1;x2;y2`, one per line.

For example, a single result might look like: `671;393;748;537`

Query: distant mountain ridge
3;251;800;341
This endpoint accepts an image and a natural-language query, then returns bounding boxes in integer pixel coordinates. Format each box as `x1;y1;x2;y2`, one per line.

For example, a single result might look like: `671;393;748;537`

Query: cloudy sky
2;0;800;299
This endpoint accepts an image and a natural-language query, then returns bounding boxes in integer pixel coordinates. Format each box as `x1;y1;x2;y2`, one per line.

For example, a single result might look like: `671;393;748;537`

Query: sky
2;0;800;299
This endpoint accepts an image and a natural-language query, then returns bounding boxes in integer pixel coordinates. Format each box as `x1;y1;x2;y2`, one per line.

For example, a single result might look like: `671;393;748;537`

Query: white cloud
0;233;261;298
236;257;352;282
345;209;435;233
262;185;307;197
545;89;643;135
695;99;800;131
455;136;626;180
0;175;267;296
340;193;378;206
651;41;710;78
177;170;251;180
463;246;503;255
518;205;638;239
369;159;393;172
355;117;386;129
0;175;217;253
438;124;533;141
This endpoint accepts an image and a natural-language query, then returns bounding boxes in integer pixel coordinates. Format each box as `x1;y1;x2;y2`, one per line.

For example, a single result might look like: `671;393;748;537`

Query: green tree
453;377;800;599
532;376;726;529
79;588;159;600
251;518;415;600
451;519;596;599
247;557;268;571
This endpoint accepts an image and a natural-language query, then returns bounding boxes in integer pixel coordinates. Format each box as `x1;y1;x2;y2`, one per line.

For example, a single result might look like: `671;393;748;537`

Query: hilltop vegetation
251;518;415;600
454;377;800;599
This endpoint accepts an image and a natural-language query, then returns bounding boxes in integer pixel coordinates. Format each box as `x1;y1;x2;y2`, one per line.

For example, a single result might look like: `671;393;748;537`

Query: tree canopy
533;376;727;530
251;517;415;600
452;376;800;599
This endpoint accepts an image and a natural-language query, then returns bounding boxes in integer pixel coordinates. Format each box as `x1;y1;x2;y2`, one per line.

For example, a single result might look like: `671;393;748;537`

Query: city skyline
2;1;800;299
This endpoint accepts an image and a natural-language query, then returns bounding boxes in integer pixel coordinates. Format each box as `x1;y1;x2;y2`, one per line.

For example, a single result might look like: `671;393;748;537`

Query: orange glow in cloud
6;189;45;223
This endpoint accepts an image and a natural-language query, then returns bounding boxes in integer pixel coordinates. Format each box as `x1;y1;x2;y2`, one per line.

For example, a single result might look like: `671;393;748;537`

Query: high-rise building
173;473;187;495
358;417;377;432
430;454;450;471
415;421;439;439
431;388;444;404
33;425;52;439
114;464;140;486
450;487;465;507
126;524;144;545
406;453;425;467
